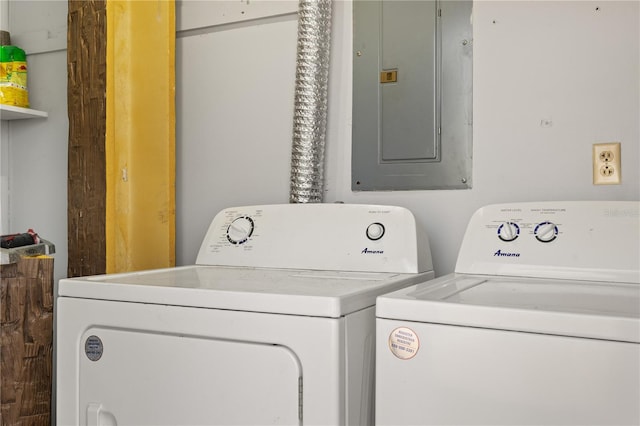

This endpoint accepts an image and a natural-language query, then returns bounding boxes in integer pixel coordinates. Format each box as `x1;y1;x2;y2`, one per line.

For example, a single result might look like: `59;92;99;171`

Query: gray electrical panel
352;0;473;191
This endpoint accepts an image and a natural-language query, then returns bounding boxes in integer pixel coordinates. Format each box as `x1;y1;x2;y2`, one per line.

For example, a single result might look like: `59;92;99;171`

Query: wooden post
0;256;54;426
67;0;108;277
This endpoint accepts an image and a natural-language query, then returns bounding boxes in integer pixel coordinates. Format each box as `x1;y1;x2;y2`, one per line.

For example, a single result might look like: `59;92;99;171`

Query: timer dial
497;222;520;242
535;221;558;243
227;216;254;245
366;222;385;241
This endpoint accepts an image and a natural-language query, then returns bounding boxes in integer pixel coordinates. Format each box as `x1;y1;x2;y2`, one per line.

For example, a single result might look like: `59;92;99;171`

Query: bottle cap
0;31;10;46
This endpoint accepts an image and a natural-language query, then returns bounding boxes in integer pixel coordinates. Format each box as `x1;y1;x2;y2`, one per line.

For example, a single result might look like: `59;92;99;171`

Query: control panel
195;204;433;274
495;219;559;243
455;201;640;283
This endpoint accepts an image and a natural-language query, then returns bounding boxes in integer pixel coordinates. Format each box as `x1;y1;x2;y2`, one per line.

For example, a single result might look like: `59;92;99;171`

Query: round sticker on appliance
85;335;103;361
389;327;419;360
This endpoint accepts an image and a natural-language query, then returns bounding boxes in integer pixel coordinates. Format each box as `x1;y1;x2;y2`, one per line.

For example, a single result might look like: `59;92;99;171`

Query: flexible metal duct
289;0;332;203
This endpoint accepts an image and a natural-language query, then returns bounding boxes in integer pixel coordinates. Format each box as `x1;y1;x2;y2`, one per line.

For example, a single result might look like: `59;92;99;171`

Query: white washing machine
376;201;640;425
56;203;434;426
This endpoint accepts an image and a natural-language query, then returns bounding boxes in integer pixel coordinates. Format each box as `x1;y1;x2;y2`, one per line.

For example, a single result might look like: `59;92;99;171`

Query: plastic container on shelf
0;44;30;108
0;237;55;265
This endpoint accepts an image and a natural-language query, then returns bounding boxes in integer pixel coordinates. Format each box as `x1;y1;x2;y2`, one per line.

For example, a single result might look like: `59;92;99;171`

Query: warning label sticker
85;335;103;361
389;327;419;360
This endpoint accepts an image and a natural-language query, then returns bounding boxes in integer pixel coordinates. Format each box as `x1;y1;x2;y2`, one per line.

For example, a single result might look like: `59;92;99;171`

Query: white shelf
0;105;48;120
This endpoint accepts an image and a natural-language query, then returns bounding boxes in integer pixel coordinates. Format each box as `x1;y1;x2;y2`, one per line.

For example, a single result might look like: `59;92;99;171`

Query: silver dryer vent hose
289;0;332;203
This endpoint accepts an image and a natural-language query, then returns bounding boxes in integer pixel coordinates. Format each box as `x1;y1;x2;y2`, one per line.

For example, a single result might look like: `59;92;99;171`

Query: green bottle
0;45;29;107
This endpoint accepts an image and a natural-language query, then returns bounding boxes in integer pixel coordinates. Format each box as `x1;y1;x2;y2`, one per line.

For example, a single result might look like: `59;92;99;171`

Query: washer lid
58;265;432;318
376;274;640;343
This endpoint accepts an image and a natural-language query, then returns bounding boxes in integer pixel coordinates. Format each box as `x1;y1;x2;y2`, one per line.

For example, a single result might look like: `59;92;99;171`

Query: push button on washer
366;223;385;241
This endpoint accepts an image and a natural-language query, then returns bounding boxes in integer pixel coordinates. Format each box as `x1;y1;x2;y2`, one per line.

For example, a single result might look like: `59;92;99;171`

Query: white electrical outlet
593;142;621;185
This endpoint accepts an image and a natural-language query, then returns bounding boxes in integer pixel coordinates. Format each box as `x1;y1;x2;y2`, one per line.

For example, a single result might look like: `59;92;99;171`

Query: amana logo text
494;249;520;257
362;248;384;254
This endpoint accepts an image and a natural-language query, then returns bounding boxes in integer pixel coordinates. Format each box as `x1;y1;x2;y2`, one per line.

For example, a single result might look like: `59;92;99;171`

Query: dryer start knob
227;216;254;244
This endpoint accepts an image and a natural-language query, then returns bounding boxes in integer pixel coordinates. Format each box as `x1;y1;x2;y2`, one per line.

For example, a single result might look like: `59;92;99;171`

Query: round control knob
497;222;520;242
227;216;254;245
535;221;558;243
366;222;385;241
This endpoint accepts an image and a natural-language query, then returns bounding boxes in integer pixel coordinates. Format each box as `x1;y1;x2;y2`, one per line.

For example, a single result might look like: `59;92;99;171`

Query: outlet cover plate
593;142;621;185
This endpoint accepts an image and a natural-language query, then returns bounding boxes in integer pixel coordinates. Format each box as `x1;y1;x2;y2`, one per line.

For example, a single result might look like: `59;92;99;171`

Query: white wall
177;0;639;276
2;0;68;283
4;1;638;279
176;1;299;264
1;115;8;234
327;0;640;274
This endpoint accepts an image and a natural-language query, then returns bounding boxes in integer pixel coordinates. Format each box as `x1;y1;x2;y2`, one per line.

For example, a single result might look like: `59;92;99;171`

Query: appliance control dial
535;221;558;243
497;222;520;242
366;222;385;241
227;216;254;245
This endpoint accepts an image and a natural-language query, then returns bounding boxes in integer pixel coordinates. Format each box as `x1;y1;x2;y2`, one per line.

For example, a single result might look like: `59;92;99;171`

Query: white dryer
56;203;434;426
376;201;640;425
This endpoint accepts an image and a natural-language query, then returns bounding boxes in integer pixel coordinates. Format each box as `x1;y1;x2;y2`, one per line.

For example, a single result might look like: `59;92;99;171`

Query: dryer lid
376;274;640;343
58;265;433;318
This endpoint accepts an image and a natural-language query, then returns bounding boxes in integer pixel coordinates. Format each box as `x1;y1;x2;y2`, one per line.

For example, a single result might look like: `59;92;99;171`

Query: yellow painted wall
106;0;176;273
